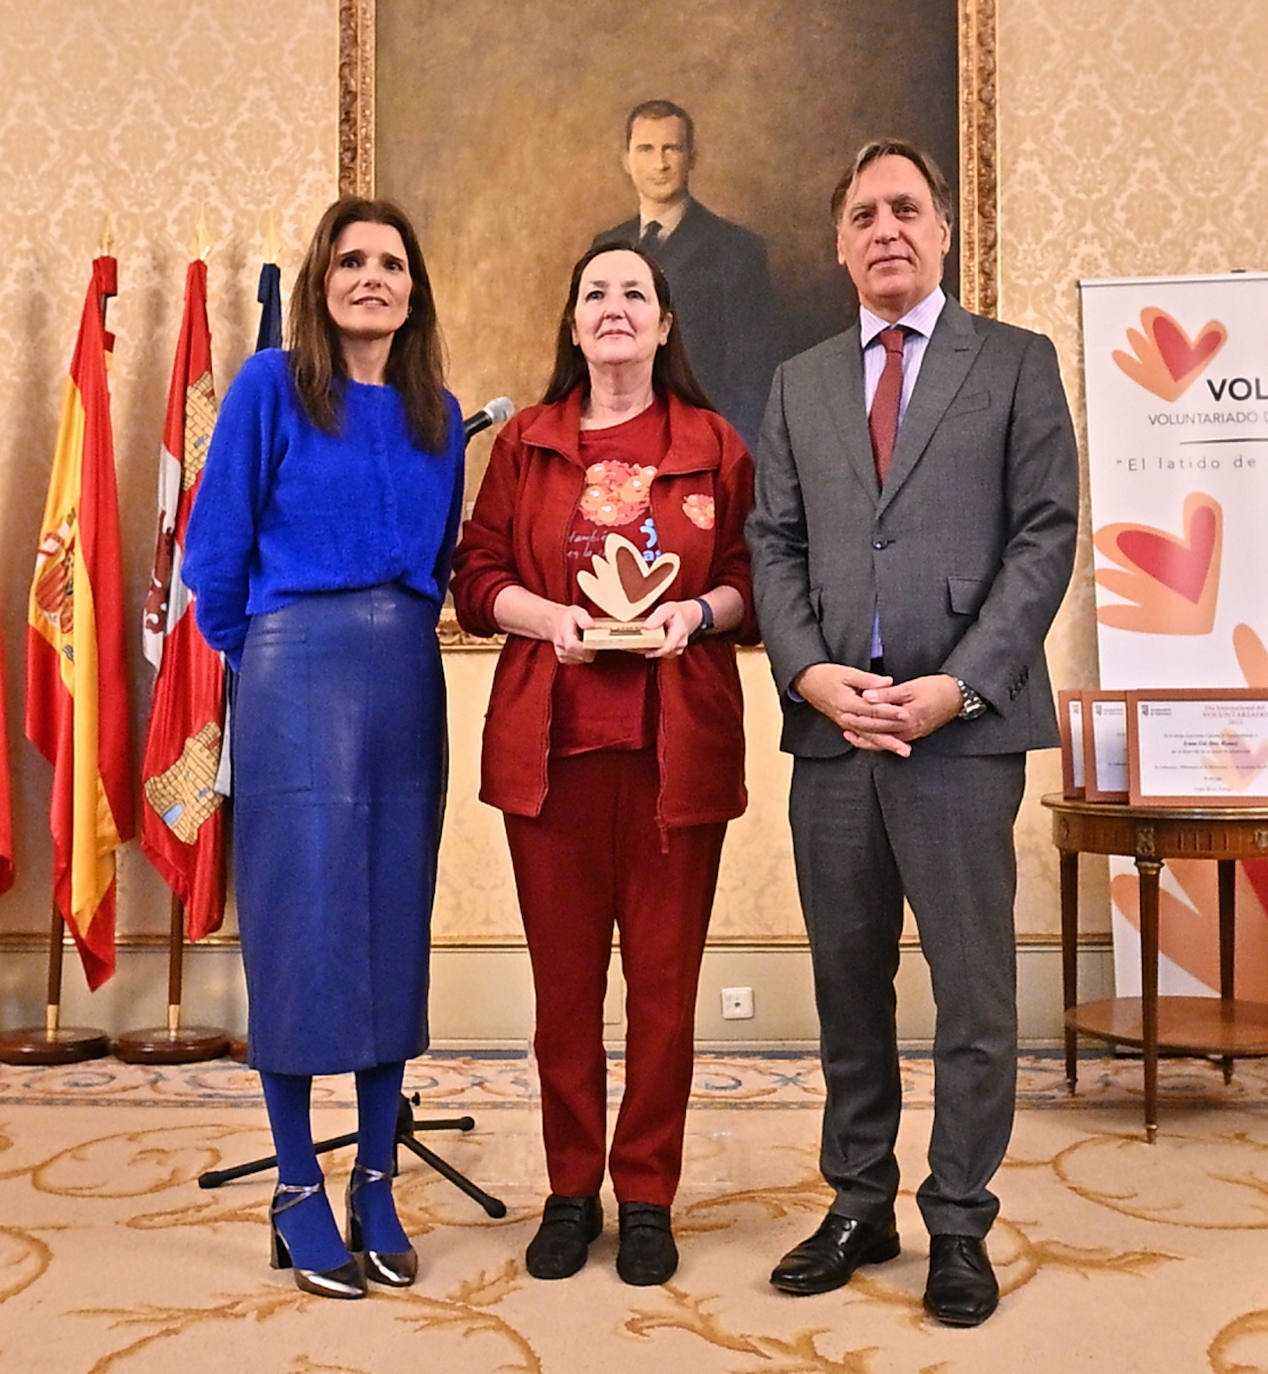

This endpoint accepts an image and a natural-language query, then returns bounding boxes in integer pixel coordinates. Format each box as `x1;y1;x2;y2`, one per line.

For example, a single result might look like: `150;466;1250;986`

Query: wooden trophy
577;533;680;651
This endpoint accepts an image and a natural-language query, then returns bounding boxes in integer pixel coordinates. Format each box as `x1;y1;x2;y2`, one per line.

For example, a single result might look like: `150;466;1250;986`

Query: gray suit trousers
789;747;1026;1237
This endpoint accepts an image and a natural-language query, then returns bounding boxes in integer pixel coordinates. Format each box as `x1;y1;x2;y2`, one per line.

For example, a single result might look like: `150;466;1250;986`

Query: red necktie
868;327;906;487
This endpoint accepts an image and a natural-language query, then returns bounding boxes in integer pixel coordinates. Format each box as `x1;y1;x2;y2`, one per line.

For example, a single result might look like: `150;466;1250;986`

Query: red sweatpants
504;748;725;1206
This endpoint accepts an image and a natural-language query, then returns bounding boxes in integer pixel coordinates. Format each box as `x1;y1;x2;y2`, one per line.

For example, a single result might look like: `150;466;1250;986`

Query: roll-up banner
1081;273;1268;998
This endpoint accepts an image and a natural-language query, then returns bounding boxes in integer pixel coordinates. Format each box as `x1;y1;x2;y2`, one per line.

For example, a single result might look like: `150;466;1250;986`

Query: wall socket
721;986;755;1020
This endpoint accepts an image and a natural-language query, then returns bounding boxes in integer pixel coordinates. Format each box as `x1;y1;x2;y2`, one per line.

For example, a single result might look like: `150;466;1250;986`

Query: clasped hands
793;663;964;756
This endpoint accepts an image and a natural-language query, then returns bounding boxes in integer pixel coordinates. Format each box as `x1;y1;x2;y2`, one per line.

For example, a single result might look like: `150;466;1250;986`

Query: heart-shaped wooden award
576;533;680;650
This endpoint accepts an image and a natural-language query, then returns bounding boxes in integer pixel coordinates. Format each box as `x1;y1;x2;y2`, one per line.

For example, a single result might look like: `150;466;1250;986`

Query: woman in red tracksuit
450;242;757;1287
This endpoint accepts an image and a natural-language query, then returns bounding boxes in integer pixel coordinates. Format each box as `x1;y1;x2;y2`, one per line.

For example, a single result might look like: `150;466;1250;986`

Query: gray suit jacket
746;295;1078;759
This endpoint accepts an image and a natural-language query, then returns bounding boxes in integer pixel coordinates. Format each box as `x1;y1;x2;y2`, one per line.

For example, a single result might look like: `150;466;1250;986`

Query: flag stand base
0;1027;109;1065
111;900;231;1063
113;1026;230;1064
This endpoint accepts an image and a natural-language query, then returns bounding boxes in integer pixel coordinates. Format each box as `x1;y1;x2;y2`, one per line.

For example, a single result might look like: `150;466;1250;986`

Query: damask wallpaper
1;0;1266;964
998;0;1268;938
0;1;335;940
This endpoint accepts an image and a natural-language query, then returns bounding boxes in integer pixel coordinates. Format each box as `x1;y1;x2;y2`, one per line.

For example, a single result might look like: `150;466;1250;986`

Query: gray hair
830;139;954;232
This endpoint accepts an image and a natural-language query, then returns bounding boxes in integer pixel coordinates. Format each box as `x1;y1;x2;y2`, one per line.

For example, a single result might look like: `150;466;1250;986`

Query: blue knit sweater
183;350;464;670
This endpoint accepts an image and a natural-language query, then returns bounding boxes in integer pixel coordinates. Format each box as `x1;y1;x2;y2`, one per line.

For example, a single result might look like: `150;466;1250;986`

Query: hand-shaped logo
1201;631;1268;792
1234;624;1268;688
576;533;679;621
1111;857;1268;999
1112;308;1227;402
1093;491;1221;634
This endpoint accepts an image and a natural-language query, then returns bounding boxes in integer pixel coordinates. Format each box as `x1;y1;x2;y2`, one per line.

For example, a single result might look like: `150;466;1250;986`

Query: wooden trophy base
0;1027;110;1065
112;1026;231;1064
582;619;666;651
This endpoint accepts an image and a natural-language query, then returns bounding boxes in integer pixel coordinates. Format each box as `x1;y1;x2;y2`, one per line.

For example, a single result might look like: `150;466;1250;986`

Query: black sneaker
524;1194;603;1280
616;1202;677;1286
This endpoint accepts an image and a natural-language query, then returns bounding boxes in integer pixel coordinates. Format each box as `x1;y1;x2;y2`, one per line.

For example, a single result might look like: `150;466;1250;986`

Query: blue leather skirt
232;583;444;1074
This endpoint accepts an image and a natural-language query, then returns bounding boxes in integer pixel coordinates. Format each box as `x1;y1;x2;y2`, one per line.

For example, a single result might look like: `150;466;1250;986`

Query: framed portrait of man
337;0;996;628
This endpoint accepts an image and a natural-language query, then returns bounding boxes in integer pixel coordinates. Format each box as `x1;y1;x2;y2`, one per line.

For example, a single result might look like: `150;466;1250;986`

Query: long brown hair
287;197;449;451
541;242;714;410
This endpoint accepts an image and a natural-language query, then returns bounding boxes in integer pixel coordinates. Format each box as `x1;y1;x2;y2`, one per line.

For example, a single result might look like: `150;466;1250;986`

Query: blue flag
255;262;282;352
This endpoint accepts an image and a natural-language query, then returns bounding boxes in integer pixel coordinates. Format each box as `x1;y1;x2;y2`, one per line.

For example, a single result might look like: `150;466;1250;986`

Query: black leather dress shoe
923;1234;998;1326
616;1202;678;1286
525;1194;602;1280
769;1211;900;1295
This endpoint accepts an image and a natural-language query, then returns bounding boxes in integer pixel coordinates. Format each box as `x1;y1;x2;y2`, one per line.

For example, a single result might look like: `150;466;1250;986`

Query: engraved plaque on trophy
577;533;680;651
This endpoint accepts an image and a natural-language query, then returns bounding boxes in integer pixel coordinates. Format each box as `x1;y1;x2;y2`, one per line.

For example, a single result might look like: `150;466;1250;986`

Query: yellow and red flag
0;620;13;894
26;256;134;988
139;260;226;940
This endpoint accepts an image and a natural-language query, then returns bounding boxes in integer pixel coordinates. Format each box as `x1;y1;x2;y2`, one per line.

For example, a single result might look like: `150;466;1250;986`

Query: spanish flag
139;260;226;940
26;256;134;989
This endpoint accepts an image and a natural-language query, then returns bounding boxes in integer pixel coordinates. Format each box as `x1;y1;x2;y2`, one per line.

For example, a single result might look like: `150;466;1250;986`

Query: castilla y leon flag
25;255;135;989
139;259;226;940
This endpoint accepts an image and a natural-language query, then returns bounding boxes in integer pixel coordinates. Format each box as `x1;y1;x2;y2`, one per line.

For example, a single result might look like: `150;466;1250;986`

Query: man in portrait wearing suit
746;139;1077;1326
593;99;776;448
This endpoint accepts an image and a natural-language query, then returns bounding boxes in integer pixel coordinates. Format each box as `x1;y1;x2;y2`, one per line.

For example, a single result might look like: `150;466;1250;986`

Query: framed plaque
1082;692;1129;803
1058;689;1086;799
1126;688;1268;807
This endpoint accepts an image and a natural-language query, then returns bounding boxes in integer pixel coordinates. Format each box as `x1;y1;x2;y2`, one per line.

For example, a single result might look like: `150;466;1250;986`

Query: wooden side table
1042;793;1268;1141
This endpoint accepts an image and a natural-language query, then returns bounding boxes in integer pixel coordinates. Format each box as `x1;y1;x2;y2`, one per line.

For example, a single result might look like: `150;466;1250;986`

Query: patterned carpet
2;1051;1268;1373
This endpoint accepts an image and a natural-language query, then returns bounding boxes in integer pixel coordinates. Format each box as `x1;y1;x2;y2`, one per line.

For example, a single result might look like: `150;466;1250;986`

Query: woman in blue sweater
183;198;464;1299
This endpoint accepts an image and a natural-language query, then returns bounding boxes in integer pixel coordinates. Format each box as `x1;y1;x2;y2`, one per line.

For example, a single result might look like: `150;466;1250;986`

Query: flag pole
113;894;228;1063
45;899;64;1030
0;903;109;1064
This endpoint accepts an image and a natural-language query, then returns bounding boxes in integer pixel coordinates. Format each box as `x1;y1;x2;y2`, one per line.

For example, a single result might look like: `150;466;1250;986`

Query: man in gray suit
593;99;776;448
746;139;1077;1326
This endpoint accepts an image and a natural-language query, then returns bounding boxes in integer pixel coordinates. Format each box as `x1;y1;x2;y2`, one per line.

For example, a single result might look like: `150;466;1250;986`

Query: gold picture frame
338;0;997;311
337;0;998;649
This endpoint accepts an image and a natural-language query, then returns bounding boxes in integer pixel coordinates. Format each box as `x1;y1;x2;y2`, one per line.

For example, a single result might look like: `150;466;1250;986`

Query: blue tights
351;1060;410;1252
261;1060;408;1271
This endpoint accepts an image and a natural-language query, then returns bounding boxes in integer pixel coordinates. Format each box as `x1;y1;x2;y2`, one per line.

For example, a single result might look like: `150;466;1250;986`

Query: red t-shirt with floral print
551;397;670;756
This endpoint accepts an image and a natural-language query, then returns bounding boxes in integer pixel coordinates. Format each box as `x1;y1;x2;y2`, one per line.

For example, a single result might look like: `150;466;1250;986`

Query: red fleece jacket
450;387;758;828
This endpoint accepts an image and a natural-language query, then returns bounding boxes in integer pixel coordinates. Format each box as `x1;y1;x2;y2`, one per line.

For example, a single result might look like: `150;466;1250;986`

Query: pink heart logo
1115;503;1217;604
1151;314;1226;384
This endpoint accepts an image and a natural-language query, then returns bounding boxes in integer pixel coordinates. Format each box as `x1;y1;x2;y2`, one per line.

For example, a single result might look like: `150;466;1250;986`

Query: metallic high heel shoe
270;1182;366;1299
346;1162;418;1287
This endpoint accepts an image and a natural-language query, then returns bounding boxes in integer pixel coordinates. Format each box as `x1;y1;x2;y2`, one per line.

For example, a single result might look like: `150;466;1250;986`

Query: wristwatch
688;596;714;644
954;677;987;720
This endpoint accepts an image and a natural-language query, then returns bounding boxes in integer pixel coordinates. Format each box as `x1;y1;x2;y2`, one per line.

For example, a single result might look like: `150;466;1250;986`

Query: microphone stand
197;1090;505;1217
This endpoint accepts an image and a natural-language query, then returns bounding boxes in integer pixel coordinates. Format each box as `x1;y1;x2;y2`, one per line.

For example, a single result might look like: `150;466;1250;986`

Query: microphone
462;396;514;442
